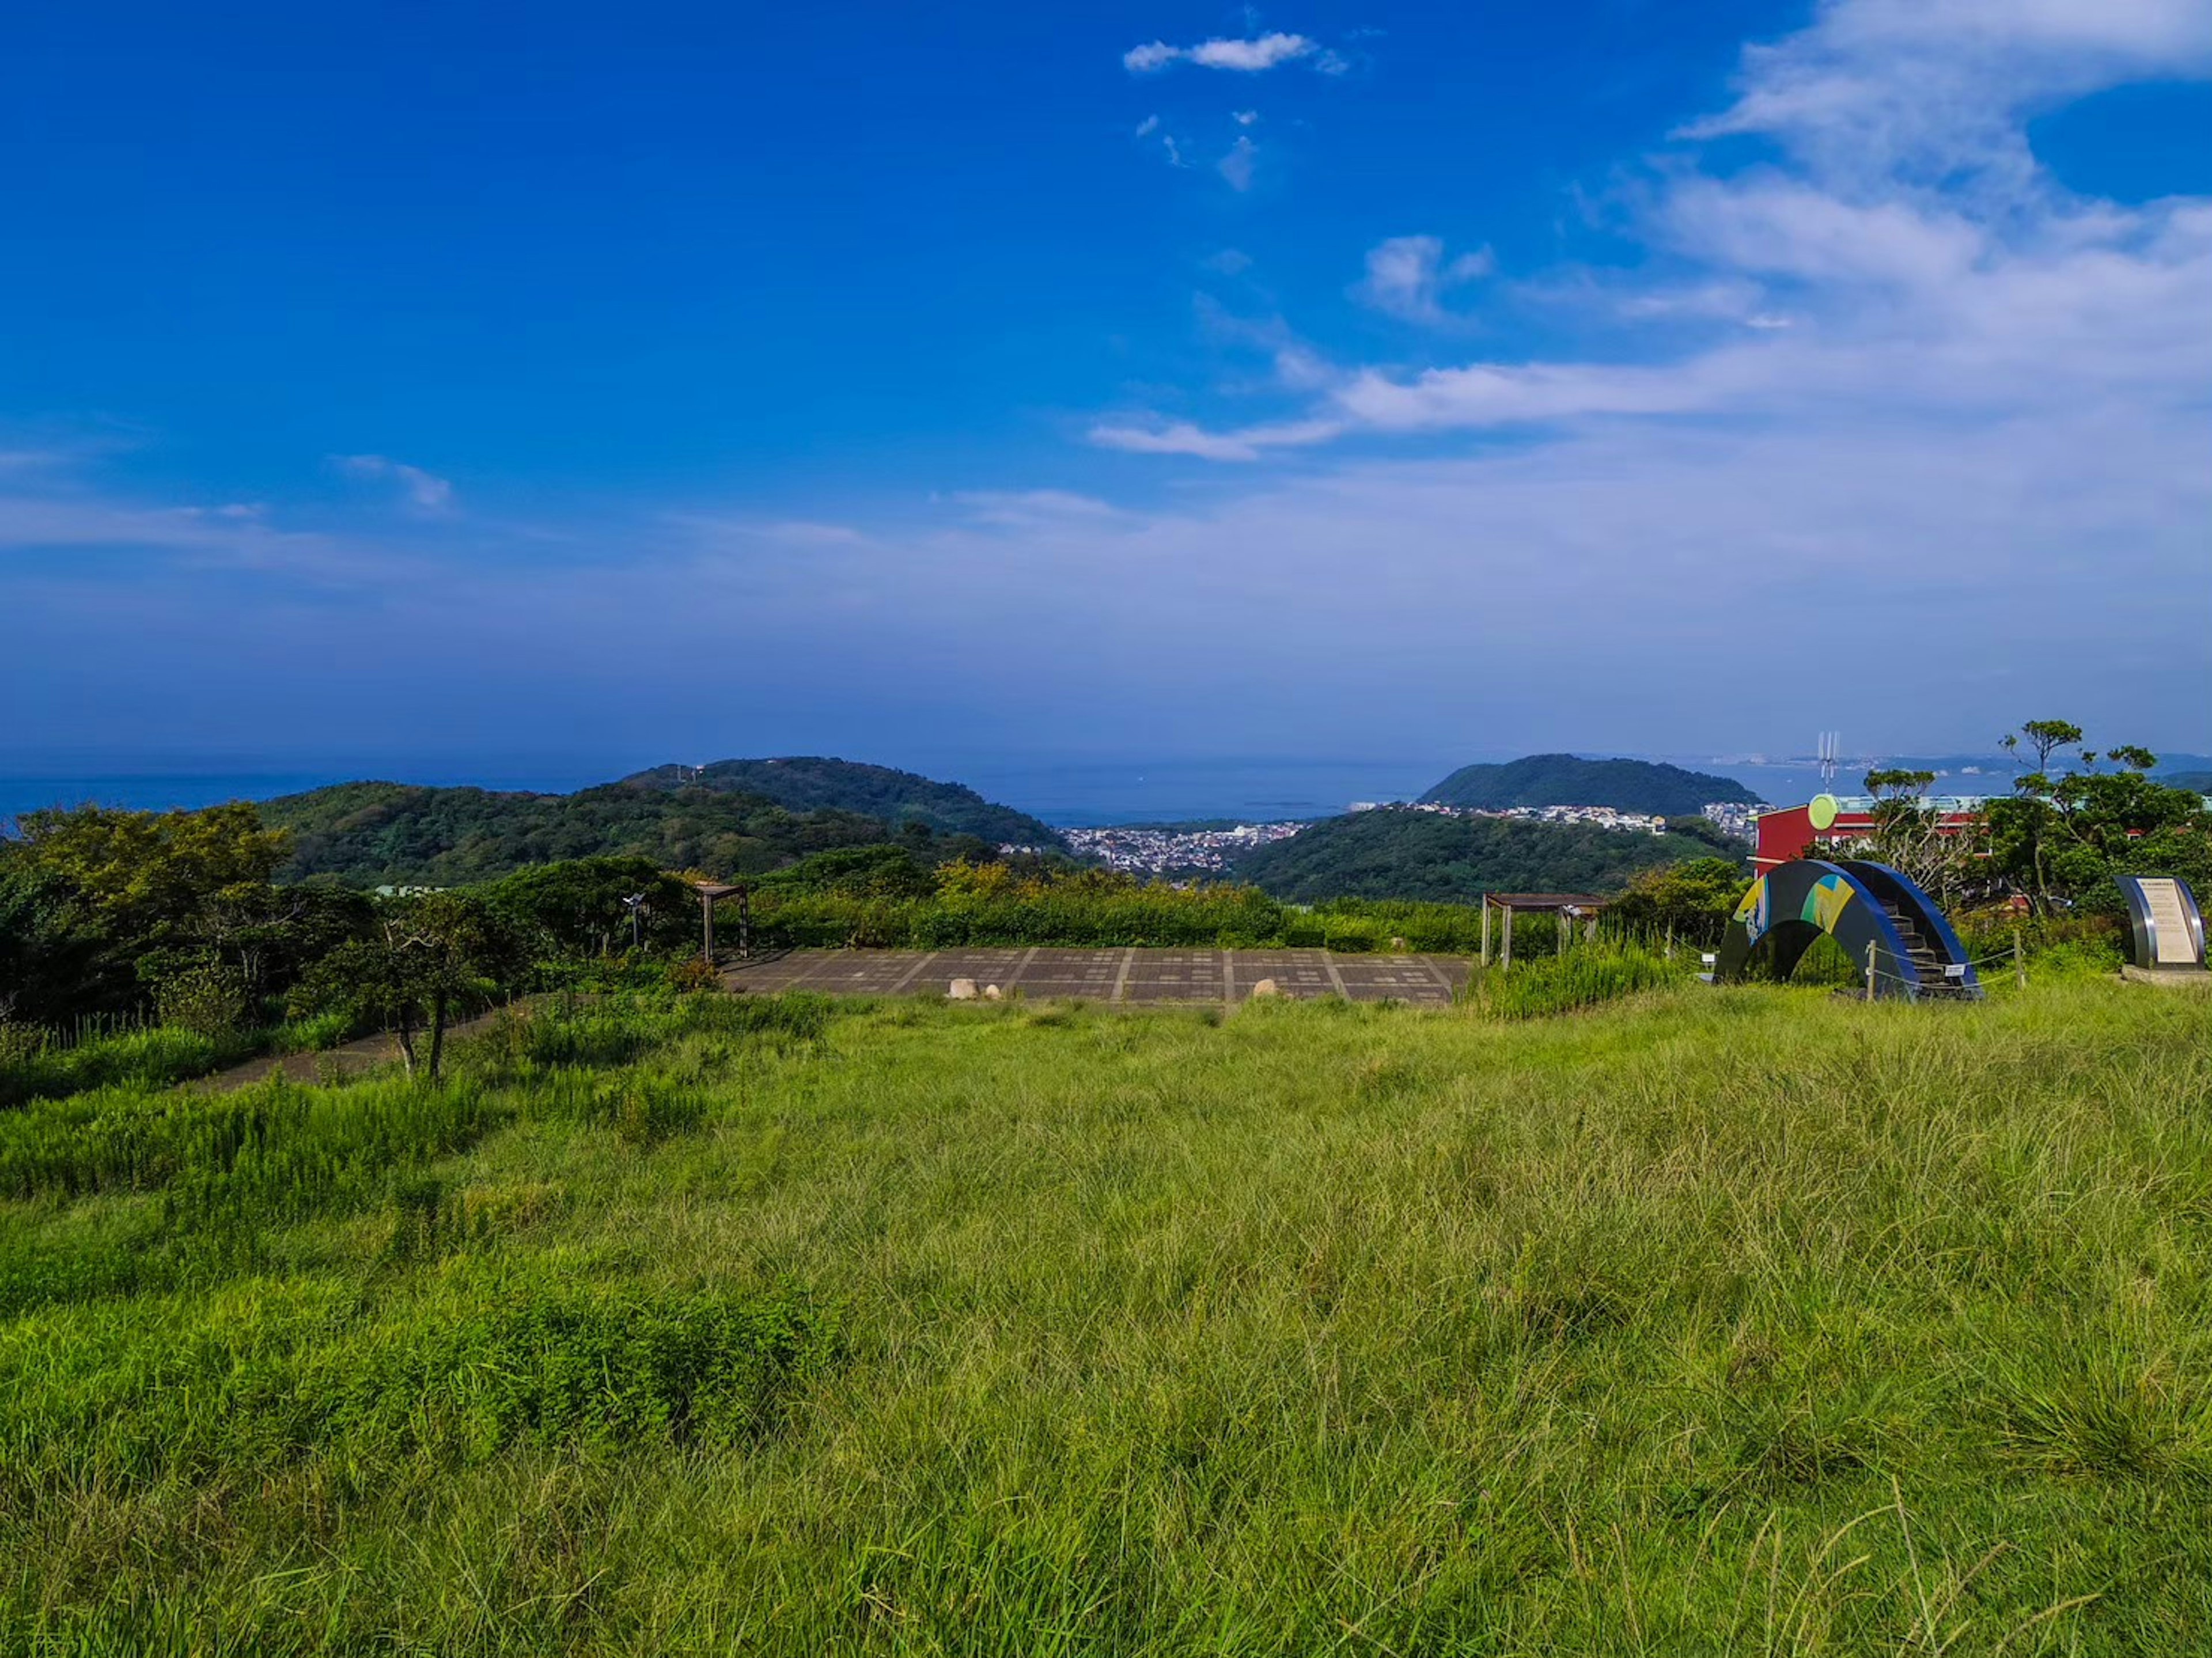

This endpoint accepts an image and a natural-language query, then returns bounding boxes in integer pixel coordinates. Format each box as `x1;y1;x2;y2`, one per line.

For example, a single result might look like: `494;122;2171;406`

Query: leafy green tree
0;862;107;1025
1607;858;1751;947
1985;720;2211;913
294;892;525;1081
11;802;288;938
483;856;692;956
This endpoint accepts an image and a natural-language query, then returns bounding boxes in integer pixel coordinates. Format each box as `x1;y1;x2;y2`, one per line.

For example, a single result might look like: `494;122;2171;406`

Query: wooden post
1481;900;1491;967
1865;939;1878;1001
1500;905;1513;973
2013;927;2025;990
1557;909;1570;955
738;886;752;960
1664;924;1675;961
701;890;715;965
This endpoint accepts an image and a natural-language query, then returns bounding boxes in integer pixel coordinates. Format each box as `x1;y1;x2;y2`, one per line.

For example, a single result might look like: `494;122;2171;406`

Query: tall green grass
3;981;2211;1653
1469;939;1688;1017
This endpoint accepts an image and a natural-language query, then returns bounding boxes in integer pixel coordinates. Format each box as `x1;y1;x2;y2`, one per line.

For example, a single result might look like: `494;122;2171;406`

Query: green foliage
290;891;528;1080
7;800;289;931
756;859;1289;948
0;860;104;1026
1472;940;1687;1017
0;1026;248;1112
154;962;250;1038
1985;719;2212;913
1607;856;1752;946
1234;806;1718;904
482;855;695;956
260;779;899;886
1421;753;1759;815
625;756;1066;848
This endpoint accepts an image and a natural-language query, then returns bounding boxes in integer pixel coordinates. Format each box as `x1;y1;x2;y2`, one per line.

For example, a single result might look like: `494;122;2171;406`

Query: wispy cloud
1353;235;1495;324
1093;0;2212;463
1124;32;1321;74
332;453;455;513
1217;135;1258;192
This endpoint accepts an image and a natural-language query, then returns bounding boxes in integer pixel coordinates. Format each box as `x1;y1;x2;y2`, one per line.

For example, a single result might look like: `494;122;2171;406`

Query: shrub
156;962;251;1038
666;957;723;994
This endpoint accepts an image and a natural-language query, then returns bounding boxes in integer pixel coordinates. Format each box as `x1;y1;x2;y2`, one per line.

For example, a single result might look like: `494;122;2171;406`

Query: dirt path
187;1011;506;1095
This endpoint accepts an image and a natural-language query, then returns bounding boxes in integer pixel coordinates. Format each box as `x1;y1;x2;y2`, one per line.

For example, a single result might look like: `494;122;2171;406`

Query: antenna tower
1817;731;1840;790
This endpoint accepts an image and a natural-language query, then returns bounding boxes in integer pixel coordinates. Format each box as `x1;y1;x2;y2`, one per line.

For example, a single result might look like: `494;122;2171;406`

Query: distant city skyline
6;1;2209;762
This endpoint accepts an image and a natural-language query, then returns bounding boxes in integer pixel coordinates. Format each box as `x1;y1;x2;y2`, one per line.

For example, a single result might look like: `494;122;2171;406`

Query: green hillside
261;781;896;886
1422;753;1760;815
2160;771;2212;795
625;757;1063;848
1234;806;1722;903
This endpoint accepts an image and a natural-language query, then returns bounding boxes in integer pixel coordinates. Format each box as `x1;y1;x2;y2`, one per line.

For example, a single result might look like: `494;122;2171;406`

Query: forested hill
1233;807;1725;904
261;781;903;886
1421;754;1760;815
623;757;1063;848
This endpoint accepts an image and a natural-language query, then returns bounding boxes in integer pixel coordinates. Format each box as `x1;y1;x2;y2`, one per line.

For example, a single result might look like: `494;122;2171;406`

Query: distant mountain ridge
260;780;897;886
623;757;1063;849
1422;754;1760;817
259;757;1062;885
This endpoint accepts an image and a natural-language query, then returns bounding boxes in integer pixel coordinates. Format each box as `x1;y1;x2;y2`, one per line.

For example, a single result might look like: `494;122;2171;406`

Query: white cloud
1353;234;1497;323
332;453;455;513
1135;114;1161;137
1233;109;1260;126
1087;416;1342;461
1124;33;1320;74
1218;136;1257;192
1099;0;2212;461
950;490;1127;530
1681;0;2212;192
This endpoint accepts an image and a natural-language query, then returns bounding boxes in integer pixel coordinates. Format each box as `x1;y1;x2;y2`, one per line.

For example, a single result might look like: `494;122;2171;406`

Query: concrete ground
723;947;1471;1007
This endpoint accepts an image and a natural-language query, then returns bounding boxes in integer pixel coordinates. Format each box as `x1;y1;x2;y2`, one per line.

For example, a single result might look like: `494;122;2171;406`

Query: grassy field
3;974;2211;1654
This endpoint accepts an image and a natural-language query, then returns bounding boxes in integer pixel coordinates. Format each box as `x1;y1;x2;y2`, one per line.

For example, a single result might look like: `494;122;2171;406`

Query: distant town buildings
1699;802;1760;841
1063;821;1306;875
1362;800;1679;834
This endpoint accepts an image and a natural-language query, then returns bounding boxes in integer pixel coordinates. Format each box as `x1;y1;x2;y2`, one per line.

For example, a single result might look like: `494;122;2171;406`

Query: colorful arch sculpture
1714;858;1982;1001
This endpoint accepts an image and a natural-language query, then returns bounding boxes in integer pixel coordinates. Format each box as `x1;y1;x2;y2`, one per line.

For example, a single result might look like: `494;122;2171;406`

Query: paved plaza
724;947;1470;1007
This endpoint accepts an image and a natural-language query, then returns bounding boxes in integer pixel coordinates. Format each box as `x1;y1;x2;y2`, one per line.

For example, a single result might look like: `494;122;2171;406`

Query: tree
1831;769;1990;906
0;862;105;1026
1984;720;2212;913
12;802;288;938
293;891;525;1080
1606;858;1751;947
7;802;301;1012
483;856;692;956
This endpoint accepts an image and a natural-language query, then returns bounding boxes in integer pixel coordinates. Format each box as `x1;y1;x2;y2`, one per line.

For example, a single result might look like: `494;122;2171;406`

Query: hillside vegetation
5;978;2210;1652
624;757;1064;849
1236;806;1721;902
1422;753;1760;814
262;781;915;886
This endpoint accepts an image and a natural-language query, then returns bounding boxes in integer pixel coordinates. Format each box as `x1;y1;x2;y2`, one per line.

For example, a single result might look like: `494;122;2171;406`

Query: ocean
7;750;2141;831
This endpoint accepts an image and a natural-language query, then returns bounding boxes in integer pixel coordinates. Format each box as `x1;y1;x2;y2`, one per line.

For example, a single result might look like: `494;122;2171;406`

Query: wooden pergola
1480;892;1608;968
688;879;751;964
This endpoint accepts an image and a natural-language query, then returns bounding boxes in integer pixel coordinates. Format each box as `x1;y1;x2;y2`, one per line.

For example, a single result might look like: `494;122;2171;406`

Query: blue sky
5;0;2210;780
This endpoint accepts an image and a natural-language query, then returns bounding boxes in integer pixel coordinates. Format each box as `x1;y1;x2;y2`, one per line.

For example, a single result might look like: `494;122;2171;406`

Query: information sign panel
2116;876;2208;970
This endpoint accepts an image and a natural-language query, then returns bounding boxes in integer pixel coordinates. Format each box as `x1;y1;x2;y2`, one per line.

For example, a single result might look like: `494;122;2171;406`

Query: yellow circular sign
1808;793;1839;832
